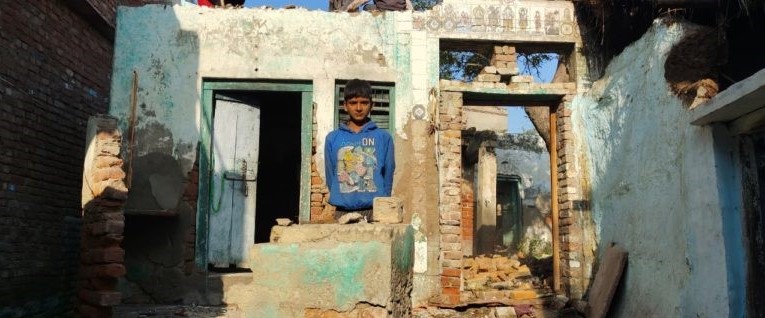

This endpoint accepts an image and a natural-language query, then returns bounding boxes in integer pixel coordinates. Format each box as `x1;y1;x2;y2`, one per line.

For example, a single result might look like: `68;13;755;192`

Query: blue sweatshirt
324;121;395;210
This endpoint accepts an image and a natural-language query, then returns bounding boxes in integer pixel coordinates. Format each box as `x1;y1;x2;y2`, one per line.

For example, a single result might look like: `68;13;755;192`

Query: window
335;81;395;131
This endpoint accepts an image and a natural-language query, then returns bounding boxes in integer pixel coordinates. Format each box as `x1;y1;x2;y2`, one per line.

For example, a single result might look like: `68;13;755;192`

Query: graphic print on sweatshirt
336;139;377;193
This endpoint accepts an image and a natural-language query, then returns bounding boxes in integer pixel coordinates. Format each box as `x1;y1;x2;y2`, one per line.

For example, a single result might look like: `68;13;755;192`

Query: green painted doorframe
196;80;313;268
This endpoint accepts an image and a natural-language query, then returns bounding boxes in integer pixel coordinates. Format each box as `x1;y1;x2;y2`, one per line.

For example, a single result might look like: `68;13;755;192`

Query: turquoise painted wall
571;21;738;317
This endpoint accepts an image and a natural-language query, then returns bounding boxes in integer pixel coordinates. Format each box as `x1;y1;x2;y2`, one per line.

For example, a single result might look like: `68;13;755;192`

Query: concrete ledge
690;68;765;125
440;80;574;105
220;224;414;317
271;223;411;244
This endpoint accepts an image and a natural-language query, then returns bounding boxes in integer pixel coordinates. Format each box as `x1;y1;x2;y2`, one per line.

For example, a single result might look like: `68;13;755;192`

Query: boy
324;79;395;221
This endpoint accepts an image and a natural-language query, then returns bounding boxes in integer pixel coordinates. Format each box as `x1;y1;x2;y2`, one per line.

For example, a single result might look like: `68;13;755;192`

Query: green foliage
411;0;441;11
439;51;558;82
518;53;557;79
439;51;486;81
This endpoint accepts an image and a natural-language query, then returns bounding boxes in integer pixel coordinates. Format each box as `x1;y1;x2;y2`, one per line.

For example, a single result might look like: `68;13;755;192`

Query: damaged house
3;0;765;317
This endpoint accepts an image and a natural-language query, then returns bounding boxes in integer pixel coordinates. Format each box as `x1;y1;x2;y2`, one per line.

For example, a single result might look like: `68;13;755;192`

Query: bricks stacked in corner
79;117;127;318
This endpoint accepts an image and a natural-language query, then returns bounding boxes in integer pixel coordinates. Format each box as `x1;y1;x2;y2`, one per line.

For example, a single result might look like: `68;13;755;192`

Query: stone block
495;306;517;318
372;197;403;224
508;290;539;300
476;74;501;82
482;66;498;74
511;75;534;83
493;54;516;62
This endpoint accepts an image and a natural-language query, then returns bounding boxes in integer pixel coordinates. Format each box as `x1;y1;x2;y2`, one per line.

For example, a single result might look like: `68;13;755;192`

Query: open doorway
199;81;312;270
441;39;564;302
741;127;765;316
212;91;303;244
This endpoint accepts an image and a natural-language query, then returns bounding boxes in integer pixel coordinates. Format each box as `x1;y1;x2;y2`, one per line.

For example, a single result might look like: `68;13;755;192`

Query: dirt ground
112;305;240;318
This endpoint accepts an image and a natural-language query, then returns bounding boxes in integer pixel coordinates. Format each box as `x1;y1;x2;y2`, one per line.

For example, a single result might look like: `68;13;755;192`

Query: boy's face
344;96;372;124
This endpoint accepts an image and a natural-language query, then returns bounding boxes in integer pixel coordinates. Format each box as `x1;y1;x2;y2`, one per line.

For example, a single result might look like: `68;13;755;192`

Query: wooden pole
126;71;138;188
549;104;561;293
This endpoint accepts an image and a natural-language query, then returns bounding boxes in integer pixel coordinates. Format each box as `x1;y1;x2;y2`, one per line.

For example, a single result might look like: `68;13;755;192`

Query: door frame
196;80;313;268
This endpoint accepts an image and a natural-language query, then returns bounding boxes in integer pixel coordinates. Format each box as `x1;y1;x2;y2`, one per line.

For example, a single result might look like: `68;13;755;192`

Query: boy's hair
343;79;372;102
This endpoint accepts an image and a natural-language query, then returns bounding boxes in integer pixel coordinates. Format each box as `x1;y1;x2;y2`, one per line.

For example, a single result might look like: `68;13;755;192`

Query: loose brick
79;290;121;306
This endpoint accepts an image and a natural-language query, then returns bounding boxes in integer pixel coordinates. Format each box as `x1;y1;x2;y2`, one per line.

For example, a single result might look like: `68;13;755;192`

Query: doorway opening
461;104;554;299
213;91;303;244
741;127;765;317
198;80;313;270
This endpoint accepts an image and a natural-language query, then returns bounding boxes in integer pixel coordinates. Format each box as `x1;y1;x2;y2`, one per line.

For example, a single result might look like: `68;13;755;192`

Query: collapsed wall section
571;20;730;317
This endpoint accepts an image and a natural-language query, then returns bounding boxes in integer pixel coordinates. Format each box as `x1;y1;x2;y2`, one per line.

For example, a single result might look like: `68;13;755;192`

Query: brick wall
555;97;593;299
437;91;464;305
310;101;335;223
0;1;114;316
460;181;474;256
79;116;127;318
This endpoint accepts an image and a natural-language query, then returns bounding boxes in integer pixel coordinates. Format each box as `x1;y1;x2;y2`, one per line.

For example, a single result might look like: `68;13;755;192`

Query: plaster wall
111;5;405;180
571;21;730;317
475;145;498;255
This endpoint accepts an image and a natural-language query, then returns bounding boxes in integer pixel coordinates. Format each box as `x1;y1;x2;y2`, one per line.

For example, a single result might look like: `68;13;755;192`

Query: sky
244;0;556;133
506;58;557;133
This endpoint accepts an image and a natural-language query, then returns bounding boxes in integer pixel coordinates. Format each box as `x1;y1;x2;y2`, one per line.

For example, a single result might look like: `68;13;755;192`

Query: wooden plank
209;100;259;267
587;243;628;318
549;105;560;292
229;102;260;267
209;100;237;267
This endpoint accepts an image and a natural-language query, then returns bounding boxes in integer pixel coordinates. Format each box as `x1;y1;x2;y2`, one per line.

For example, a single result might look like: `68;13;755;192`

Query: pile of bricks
462;254;553;302
79;116;127;318
475;45;535;85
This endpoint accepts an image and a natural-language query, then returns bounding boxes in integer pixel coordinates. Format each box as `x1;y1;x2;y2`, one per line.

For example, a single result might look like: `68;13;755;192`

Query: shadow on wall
112;3;227;307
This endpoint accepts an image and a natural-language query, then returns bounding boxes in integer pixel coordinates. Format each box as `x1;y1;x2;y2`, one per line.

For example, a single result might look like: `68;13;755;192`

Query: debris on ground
113;305;239;318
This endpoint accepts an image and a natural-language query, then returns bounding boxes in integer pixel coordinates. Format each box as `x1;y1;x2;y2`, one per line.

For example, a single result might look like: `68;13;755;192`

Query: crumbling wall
227;224;414;317
572;20;730;317
110;4;409;303
79;116;127;318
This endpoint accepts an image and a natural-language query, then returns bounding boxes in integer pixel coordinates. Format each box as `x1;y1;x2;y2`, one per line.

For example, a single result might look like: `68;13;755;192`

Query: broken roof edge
690;67;765;125
118;0;327;12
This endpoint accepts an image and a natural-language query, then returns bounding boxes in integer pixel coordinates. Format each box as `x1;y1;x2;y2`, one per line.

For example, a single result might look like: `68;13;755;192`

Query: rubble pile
462;254;553;303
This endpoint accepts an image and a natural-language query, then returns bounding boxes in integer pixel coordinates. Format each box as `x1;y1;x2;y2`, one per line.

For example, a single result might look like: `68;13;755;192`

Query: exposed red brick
441;276;461;288
442;268;461;277
82;247;124;264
